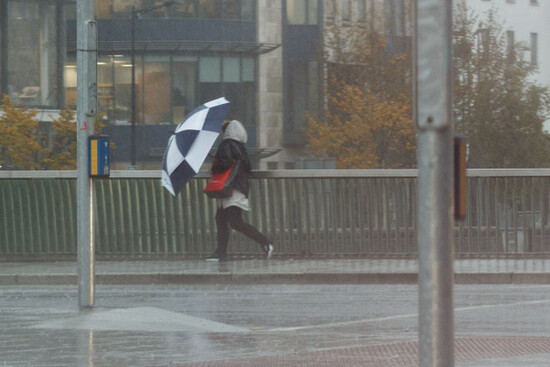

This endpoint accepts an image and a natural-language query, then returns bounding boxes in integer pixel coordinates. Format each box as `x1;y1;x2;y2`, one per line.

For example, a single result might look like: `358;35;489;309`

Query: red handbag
203;160;241;198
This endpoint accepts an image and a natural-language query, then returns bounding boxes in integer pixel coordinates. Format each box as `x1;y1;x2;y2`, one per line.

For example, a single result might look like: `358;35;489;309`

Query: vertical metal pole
131;7;136;167
77;0;96;308
415;0;454;366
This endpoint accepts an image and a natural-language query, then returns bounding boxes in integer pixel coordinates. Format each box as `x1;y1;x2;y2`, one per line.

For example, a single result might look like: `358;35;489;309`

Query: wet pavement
3;258;550;285
1;258;550;366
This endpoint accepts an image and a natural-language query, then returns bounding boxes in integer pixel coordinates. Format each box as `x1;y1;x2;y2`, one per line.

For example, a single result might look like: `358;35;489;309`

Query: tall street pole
415;0;455;366
76;0;97;308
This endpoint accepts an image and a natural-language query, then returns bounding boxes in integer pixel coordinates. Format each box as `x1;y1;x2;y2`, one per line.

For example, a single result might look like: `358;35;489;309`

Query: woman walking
206;120;273;262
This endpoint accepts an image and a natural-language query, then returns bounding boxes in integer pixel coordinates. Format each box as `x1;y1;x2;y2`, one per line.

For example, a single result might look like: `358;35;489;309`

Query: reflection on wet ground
1;284;550;366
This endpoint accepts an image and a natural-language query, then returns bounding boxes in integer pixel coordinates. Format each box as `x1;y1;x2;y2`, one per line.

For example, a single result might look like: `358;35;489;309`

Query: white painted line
268;298;550;332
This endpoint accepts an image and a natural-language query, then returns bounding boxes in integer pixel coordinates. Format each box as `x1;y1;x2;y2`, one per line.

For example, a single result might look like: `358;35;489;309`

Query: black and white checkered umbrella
162;97;230;196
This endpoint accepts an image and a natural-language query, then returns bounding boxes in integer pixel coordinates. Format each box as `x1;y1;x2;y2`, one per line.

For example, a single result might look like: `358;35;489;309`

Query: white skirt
220;189;250;211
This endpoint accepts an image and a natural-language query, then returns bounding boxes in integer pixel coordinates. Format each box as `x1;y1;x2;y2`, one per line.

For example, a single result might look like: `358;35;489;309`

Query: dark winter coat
211;120;251;197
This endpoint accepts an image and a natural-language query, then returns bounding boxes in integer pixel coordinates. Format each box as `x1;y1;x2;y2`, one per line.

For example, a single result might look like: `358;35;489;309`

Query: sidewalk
2;257;550;285
2;258;550;366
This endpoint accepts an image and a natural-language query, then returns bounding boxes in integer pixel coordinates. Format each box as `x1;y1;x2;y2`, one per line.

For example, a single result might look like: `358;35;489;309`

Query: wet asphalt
2;279;550;366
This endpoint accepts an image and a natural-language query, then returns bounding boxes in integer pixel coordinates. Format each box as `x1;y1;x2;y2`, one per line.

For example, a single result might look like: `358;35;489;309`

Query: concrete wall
256;1;284;169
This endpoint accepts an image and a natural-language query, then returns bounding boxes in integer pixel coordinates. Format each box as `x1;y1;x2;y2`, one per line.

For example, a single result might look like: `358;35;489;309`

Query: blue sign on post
88;135;110;177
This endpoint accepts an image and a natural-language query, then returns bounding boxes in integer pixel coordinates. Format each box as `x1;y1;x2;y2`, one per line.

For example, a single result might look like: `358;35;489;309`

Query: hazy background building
0;0;410;170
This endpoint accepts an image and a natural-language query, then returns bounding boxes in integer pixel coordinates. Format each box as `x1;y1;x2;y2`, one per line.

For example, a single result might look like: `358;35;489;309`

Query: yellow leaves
42;109;111;170
307;85;415;169
0;95;110;169
0;94;43;169
43;106;78;170
312;24;415;168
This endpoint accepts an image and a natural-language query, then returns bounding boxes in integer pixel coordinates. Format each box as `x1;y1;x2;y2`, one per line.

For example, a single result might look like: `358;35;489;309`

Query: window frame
530;32;538;66
286;0;318;25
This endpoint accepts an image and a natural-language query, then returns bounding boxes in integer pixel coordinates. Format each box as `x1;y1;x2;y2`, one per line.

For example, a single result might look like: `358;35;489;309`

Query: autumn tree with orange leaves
0;95;44;169
41;107;79;169
0;95;108;169
40;106;109;170
309;80;414;168
308;14;415;168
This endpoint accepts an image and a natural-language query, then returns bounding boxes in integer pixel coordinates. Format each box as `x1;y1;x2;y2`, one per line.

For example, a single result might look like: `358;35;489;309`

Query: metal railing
2;169;550;258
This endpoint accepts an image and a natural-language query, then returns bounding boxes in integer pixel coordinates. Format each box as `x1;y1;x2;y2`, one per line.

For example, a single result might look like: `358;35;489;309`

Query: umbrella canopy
162;97;230;196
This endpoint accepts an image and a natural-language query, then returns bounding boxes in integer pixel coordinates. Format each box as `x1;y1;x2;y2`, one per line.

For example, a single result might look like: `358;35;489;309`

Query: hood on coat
223;120;248;144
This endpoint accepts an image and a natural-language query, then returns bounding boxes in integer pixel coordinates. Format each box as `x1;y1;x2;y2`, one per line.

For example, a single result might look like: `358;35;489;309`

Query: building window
95;0;112;18
478;28;490;55
357;0;368;22
341;0;351;21
112;0;140;17
172;57;197;124
324;0;335;19
530;0;539;5
7;1;58;108
198;0;254;20
70;54;254;128
199;0;222;19
284;162;295;169
68;54;134;124
116;56;135;124
241;0;254;20
286;60;319;144
221;0;239;19
64;61;77;108
385;0;404;37
109;0;193;19
227;57;255;124
530;32;538;66
307;0;318;24
288;61;307;142
98;0;254;20
141;57;172;124
199;56;222;104
287;0;318;25
198;55;256;124
506;30;514;61
172;0;197;18
69;55;198;126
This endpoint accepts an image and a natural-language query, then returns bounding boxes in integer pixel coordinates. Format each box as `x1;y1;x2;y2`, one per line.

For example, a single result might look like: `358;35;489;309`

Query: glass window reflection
96;0;254;20
199;0;221;19
287;0;317;25
7;1;58;107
